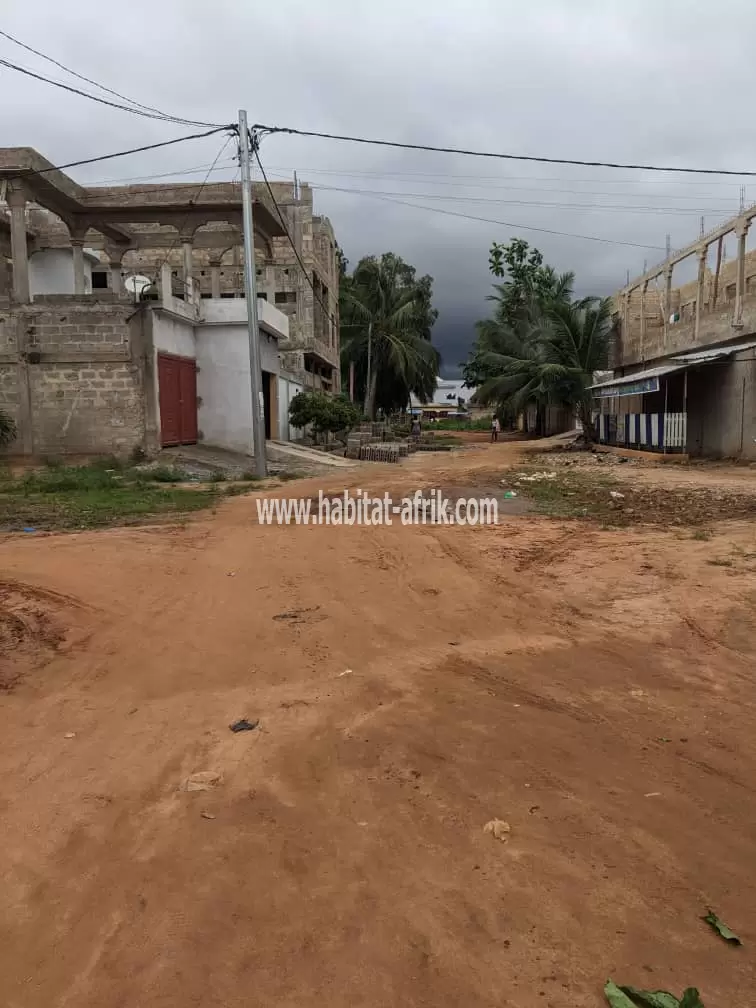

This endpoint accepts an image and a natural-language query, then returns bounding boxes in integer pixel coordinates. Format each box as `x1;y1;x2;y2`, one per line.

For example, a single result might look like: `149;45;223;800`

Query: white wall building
29;246;102;296
149;285;302;454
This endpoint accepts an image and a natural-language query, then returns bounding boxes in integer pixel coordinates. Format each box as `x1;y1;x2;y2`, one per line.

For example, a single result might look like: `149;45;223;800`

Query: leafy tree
340;253;440;418
466;238;611;437
0;409;17;448
464;239;574;388
474;297;613;436
289;391;360;442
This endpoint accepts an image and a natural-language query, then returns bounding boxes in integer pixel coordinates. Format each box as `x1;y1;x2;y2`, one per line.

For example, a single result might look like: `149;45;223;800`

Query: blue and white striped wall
595;412;687;450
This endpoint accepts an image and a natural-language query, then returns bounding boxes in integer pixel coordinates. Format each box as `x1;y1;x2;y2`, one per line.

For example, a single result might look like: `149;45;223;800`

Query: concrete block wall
686;353;756;459
0;299;147;456
614;248;756;367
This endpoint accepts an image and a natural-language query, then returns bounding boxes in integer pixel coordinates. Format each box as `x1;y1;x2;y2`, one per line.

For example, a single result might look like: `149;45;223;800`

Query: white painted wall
277;376;305;441
201;297;289;341
29;248;97;296
153;314;196;360
151;301;289;454
196;325;255;454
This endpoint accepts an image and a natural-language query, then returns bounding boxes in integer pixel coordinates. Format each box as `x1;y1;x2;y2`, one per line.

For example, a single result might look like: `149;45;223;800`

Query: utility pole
238;110;267;477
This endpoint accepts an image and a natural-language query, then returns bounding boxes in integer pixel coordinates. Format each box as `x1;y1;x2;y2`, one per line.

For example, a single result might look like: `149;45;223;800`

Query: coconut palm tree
474;296;613;436
340;253;439;418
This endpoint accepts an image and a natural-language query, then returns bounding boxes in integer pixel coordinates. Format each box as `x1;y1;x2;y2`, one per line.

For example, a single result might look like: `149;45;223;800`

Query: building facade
0;145;309;458
596;209;756;459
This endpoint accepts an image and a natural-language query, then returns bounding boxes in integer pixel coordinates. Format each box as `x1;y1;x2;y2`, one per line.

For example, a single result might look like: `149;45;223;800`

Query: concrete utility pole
238;110;267;477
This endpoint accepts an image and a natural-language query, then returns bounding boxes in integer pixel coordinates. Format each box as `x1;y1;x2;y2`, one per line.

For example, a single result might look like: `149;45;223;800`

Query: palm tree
340;254;439;418
474;296;613;437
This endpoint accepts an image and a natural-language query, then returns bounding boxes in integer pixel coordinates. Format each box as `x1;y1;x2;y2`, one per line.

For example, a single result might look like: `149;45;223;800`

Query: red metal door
158;353;197;447
178;355;198;443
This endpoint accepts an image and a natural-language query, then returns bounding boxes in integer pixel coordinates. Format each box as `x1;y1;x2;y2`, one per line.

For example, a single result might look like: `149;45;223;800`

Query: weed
224;483;254;498
0;459;218;531
691;529;712;541
706;558;734;567
136;466;185;483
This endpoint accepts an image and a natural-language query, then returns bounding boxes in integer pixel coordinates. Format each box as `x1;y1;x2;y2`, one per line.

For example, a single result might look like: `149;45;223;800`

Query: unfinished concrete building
0;145;305;457
595;209;756;459
115;179;341;396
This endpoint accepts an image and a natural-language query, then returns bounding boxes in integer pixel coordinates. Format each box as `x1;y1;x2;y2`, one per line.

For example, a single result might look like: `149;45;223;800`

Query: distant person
410;417;422;440
491;417;501;442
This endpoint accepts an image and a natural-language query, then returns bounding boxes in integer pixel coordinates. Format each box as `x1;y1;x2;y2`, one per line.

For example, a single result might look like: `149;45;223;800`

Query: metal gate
157;353;197;447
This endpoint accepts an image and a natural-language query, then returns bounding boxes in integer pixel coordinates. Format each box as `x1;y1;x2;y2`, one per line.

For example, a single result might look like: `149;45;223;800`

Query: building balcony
280;332;338;370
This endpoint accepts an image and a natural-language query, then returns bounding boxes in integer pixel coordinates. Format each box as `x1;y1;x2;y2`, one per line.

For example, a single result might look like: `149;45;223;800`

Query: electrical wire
0;28;193;122
254;123;756;178
0;56;224;127
264;179;738;217
264;164;745;203
277;179;668;250
252;140;334;323
150;133;237;287
263;164;750;190
82;159;239;187
12;128;235;182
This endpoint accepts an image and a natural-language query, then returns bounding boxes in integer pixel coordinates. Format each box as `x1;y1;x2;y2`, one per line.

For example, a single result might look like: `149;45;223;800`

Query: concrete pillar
735;219;750;324
7;185;30;302
181;239;193;300
210;263;221;299
622;290;631;352
663;265;673;346
160;262;173;306
71;239;86;295
695;245;708;341
639;280;648;361
109;258;123;294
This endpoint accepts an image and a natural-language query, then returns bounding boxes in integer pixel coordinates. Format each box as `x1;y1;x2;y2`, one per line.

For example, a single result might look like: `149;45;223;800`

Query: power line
0;28;192;122
269;179;739;217
255;123;756;178
151;133;237;286
83;159;239;187
274;178;668;250
0;56;224;127
265;164;745;202
263;163;750;190
253;142;334;324
13;127;234;182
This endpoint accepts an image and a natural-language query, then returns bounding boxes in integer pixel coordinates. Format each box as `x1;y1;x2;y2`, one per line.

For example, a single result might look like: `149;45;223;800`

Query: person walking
490;416;501;443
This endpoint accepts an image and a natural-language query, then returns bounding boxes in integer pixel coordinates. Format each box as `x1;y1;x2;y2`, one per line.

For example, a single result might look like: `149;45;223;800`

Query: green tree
340;253;440;418
464;238;574;389
466;239;612;437
474;297;614;436
289;391;360;442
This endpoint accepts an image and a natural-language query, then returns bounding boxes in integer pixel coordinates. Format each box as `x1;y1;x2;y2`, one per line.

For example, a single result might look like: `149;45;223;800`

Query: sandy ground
1;441;755;1007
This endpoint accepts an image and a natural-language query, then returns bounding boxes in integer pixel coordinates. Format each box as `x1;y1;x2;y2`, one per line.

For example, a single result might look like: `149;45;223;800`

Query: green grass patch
0;460;219;531
430;415;492;431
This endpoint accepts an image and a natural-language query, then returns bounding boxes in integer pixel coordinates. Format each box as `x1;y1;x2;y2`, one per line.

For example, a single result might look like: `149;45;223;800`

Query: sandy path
0;441;755;1007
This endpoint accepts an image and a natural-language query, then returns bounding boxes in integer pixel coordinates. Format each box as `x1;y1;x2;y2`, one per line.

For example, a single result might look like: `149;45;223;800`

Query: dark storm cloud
4;1;756;377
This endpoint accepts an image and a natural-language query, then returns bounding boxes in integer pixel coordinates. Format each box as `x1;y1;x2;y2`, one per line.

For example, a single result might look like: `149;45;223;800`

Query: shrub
289;392;360;441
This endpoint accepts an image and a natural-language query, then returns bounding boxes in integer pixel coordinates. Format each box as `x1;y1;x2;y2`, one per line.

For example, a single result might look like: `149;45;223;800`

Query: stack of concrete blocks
346;427;372;459
359;443;400;462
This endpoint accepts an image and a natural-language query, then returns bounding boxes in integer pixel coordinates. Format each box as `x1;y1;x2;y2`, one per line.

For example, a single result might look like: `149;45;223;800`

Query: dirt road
1;441;755;1007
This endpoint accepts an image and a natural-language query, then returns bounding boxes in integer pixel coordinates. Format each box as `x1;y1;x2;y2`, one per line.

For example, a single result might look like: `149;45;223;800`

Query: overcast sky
4;1;756;375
